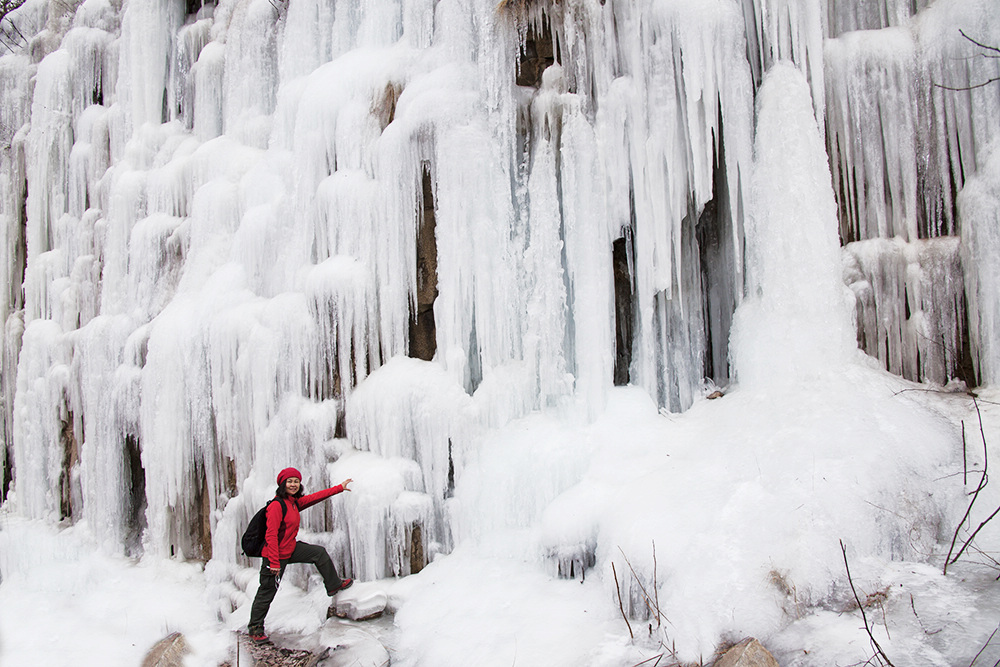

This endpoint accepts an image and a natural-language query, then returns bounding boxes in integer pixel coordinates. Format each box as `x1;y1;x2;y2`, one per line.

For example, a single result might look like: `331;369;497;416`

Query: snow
1;0;1000;665
2;377;998;665
0;516;229;665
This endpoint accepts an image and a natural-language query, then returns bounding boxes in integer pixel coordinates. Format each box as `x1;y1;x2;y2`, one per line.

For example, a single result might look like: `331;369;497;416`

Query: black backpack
241;498;288;557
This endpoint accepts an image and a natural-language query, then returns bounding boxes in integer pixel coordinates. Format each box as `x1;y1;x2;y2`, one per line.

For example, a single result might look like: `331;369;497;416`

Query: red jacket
263;485;345;568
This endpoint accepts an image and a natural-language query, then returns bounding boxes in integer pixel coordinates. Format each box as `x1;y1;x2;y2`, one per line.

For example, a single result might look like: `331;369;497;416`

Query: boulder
713;638;779;667
141;632;188;667
330;587;388;621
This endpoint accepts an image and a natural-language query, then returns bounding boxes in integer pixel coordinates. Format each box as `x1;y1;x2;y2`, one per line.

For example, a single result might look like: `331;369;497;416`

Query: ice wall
823;0;1000;384
0;0;997;620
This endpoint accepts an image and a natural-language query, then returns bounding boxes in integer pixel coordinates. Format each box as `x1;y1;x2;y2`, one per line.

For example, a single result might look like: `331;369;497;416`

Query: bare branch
931;29;1000;90
630;654;663;667
964;420;969;487
841;540;896;667
934;78;1000;92
946;397;997;574
618;547;669;625
968;622;1000;667
960;29;1000;56
652;541;661;630
612;562;634;640
950;504;1000;567
909;594;943;636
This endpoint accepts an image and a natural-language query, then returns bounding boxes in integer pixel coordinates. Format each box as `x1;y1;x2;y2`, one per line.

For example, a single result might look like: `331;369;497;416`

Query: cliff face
0;0;998;590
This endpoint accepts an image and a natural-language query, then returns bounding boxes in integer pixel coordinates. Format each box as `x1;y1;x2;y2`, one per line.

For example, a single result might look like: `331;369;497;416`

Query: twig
973;397;989;493
879;601;890;640
964;420;968;487
966;542;1000;572
969;622;1000;667
932;30;1000;91
950;504;1000;567
613;562;634;640
934;78;1000;92
909;594;943;636
840;540;895;667
960;29;1000;56
945;397;993;574
945;480;986;573
652;540;661;630
618;547;668;625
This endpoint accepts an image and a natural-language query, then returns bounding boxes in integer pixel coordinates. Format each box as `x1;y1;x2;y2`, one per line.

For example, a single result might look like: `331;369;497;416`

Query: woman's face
284;477;301;494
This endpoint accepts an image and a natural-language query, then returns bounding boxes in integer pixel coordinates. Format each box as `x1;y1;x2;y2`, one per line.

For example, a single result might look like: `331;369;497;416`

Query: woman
248;467;354;643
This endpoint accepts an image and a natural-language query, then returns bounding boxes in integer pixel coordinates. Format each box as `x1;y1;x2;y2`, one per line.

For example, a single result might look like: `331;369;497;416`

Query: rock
713;637;780;667
235;632;328;667
141;632;188;667
330;588;388;621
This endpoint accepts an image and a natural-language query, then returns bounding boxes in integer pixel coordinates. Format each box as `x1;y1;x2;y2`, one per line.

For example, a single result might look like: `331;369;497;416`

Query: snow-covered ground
2;373;998;666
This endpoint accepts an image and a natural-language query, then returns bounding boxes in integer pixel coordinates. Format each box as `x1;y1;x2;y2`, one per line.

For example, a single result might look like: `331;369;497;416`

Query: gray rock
141;632;188;667
713;637;780;667
330;588;388;621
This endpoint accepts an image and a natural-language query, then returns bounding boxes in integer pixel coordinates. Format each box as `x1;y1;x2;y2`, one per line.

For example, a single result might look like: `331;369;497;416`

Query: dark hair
276;485;304;499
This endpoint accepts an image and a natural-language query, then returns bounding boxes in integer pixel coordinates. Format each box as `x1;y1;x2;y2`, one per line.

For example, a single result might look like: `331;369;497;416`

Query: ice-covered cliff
1;0;1000;664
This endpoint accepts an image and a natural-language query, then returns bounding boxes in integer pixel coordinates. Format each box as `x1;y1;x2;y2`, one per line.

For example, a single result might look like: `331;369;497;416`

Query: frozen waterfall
1;0;1000;664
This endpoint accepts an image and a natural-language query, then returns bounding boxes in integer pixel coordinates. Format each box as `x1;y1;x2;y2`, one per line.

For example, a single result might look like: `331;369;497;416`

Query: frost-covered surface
2;380;999;666
1;0;1000;665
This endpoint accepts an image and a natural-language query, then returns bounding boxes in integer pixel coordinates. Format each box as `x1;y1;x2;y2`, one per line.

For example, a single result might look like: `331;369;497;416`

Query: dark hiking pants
248;541;344;629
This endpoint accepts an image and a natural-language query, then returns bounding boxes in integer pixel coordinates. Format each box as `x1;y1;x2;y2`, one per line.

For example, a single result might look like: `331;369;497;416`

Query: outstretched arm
298;479;354;509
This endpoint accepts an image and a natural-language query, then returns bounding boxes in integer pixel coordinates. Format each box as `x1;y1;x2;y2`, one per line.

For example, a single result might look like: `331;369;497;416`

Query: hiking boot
247;627;270;644
333;578;353;593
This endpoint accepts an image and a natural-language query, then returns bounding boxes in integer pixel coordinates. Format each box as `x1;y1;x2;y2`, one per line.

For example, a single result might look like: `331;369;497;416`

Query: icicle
117;0;185;134
346;357;476;556
191;40;225;141
960;143;1000;386
11;318;71;520
278;0;334;82
826;0;932;38
327;452;430;580
743;0;826;120
173;12;213;130
844;237;965;384
219;0;282;147
825;27;919;242
25;49;73;266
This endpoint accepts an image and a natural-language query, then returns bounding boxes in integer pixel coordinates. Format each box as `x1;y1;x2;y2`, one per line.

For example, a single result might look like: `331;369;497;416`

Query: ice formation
0;0;999;662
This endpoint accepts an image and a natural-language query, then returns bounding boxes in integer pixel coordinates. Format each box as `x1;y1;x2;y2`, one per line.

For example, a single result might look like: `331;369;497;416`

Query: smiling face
284;477;301;495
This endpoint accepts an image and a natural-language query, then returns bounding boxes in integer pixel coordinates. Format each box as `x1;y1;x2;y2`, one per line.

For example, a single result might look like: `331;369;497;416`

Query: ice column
731;62;854;388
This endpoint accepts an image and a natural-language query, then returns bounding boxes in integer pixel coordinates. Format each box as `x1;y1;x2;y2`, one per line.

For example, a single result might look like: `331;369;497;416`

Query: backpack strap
267;497;290;548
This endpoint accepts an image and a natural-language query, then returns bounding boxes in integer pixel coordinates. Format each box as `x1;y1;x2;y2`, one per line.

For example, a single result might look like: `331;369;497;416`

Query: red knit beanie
277;467;302;485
